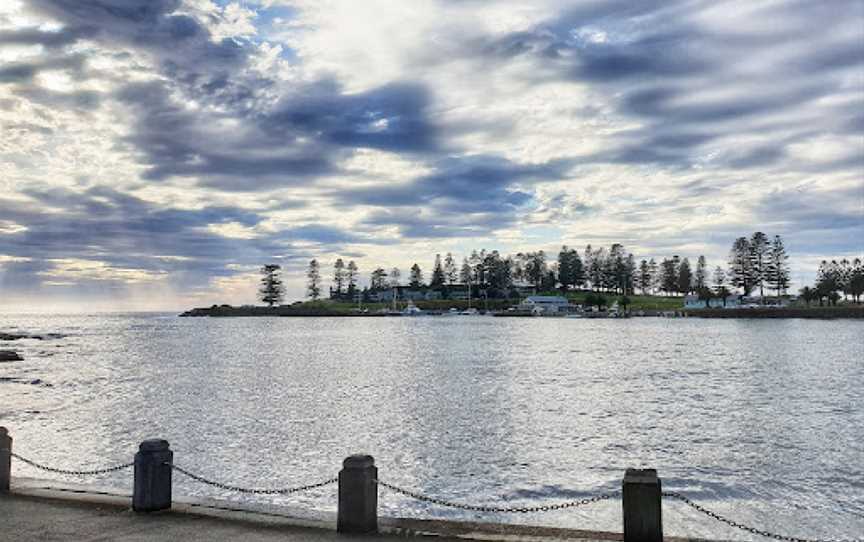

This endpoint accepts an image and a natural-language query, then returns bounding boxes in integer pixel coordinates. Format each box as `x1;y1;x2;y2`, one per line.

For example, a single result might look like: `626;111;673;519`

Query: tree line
282;231;796;303
799;258;864;306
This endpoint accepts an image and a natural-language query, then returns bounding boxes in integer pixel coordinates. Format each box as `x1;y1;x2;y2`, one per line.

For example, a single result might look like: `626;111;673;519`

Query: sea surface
1;313;862;540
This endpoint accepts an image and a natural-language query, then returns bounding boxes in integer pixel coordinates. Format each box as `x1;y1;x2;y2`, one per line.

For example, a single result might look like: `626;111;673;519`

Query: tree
637;259;651;294
623;253;636;295
677;257;693;295
694;255;707;290
749;231;770;300
696;286;713;308
460;258;472;285
409;263;424;288
585;293;607;310
469;250;484;286
483;251;513;295
849;258;864;303
430;254;445;290
259;264;285;307
557;246;584;293
589;247;605;291
799;286;817;307
712;266;731;306
712;266;726;292
715;285;732;306
660;258;677;295
541;269;556;292
521;251;547;290
389;267;401;287
619;295;631;312
815;260;840;306
443;252;458;285
370;267;388;290
306;259;321;300
346;261;359;296
765;235;790;297
558;246;574;293
583;244;594;289
333;258;346;295
729;237;755;295
648;258;658;294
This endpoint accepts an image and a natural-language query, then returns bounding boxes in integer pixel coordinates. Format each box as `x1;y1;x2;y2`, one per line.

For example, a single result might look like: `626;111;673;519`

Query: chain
168;463;337;495
11;452;134;476
663;492;862;542
376;479;619;513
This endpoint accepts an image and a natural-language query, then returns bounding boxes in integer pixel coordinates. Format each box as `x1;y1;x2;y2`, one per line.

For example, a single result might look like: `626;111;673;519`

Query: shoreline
179;305;864;319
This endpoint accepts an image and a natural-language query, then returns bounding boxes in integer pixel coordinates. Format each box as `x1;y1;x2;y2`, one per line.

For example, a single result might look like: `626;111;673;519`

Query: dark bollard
623;468;663;542
133;439;173;512
0;427;11;492
337;455;377;534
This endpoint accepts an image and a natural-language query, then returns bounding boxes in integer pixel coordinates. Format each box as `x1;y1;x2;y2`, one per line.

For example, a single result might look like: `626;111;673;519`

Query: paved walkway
1;492;438;542
2;480;633;542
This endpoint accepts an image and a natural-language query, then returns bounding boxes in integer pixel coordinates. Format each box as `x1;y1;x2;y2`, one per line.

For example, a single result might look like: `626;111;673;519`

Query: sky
0;0;862;311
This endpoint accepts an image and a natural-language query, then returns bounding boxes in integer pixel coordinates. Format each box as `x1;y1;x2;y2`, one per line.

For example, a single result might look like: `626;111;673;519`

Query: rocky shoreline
180;305;387;317
0;330;69;362
683;307;864;319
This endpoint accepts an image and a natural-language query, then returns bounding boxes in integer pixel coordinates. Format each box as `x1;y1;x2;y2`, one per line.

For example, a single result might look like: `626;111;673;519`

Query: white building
683;294;741;309
520;296;571;314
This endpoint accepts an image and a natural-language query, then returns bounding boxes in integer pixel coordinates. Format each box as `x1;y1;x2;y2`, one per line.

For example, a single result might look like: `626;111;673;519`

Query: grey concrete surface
1;479;716;542
0;492;433;542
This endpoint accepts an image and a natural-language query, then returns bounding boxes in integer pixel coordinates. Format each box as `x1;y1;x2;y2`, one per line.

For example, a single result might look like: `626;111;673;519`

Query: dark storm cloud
341;155;565;208
261;82;438;153
114;74;439;188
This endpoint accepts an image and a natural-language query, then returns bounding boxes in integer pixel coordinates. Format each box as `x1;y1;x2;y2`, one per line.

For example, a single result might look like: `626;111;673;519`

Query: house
519;295;571;314
683;294;741;309
367;286;445;303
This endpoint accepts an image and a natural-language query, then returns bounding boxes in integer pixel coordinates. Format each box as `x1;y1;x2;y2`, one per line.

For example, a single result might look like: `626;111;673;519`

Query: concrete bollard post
0;427;11;492
133;439;173;512
623;468;663;542
337;455;377;534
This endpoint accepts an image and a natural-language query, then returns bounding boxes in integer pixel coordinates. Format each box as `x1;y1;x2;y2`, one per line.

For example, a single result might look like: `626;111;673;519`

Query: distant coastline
682;306;864;319
180;303;864;319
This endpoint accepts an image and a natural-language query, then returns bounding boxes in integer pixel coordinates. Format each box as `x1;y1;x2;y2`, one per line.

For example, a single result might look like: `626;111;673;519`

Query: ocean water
1;313;862;540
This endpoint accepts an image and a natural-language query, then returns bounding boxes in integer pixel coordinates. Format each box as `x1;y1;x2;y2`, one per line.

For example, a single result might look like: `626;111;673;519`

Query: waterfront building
519;295;571;314
683;295;741;309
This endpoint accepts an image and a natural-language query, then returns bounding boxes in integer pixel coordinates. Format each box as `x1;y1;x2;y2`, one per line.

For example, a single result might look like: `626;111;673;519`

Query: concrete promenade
2;479;638;542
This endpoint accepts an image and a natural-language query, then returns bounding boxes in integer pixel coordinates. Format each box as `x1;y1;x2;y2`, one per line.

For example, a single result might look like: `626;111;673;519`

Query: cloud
342;155;571;237
1;0;861;305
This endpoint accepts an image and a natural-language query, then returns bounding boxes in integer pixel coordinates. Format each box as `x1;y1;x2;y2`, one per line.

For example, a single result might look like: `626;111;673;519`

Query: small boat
402;302;424;316
459;307;480;315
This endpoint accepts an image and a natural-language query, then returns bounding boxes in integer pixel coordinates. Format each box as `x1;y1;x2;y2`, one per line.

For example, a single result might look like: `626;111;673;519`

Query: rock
0;350;23;362
1;331;66;341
